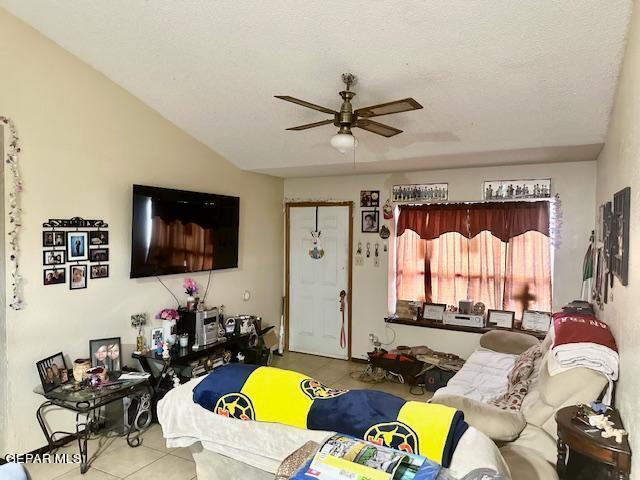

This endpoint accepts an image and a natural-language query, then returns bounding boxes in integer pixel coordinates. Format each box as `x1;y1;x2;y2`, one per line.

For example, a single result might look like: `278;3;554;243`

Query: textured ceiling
0;1;632;177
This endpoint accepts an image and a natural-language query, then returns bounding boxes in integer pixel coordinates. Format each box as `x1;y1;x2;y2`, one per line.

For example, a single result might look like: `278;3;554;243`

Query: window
394;201;552;318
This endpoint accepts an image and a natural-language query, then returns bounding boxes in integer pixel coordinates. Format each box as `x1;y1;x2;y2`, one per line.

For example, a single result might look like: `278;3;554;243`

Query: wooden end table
556;405;631;479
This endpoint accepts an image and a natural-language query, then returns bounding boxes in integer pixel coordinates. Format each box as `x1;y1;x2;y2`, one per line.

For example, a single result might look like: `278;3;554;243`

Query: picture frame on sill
44;267;66;286
43;231;65;247
612;187;630;286
89;230;109;246
89;248;109;263
90;264;109;279
36;352;69;393
360;190;380;208
521;310;552;332
69;264;88;290
89;337;121;372
67;231;89;261
422;302;447;322
361;210;379;233
487;309;515;329
43;249;65;266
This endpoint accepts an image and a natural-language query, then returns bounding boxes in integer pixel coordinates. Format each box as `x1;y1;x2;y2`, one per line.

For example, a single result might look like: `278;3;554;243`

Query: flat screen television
130;185;239;278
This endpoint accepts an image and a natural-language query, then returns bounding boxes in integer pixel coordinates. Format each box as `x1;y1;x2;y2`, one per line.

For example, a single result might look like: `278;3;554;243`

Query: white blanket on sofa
158;376;510;478
432;348;517;403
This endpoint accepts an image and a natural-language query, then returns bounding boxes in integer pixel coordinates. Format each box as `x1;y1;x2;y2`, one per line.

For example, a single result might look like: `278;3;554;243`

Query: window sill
384;317;547;340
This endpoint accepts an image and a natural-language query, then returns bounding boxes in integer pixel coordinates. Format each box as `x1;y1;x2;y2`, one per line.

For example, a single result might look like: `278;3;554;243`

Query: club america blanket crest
192;364;468;467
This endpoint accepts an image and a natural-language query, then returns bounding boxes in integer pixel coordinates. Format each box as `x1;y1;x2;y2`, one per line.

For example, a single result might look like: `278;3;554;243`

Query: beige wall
285;161;596;360
0;9;284;454
595;1;640;475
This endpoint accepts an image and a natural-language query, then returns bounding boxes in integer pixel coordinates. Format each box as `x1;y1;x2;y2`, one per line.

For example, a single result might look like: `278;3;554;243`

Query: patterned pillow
491;379;531;411
507;344;542;385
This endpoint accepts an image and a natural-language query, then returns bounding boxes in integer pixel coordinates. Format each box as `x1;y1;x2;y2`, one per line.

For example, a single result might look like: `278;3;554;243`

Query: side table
34;376;152;474
556;405;631;479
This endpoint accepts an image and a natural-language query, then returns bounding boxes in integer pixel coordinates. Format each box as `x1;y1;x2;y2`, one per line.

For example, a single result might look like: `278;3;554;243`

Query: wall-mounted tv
130;185;239;278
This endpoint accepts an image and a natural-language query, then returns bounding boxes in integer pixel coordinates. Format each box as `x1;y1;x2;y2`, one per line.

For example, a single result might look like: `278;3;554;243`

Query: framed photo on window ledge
422;302;447;321
521;310;552;332
487;309;515;329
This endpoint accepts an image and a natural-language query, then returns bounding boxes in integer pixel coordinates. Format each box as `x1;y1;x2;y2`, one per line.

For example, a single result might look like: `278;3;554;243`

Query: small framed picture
90;264;109;279
521;310;552;332
67;232;89;261
69;264;88;290
43;249;66;265
361;210;379;233
150;327;164;349
89;230;109;246
89;337;121;372
360;190;380;207
43;268;66;286
487;309;515;329
483;179;551;200
36;352;69;393
89;248;109;263
43;231;65;247
422;302;447;321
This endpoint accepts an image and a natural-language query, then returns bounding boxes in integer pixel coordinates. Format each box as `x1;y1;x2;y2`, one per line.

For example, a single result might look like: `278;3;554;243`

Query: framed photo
69;264;87;290
422;302;447;321
521;310;552;332
90;264;109;279
612;187;630;286
361;210;379;233
67;231;89;261
392;183;448;203
150;327;164;349
483;179;551;200
360;190;380;207
43;249;65;265
89;230;109;246
89;337;121;372
36;352;69;393
43;268;66;286
43;231;65;247
487;309;515;329
89;248;109;262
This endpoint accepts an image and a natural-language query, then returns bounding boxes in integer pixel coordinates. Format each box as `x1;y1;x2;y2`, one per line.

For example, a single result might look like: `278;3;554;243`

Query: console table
385;317;547;340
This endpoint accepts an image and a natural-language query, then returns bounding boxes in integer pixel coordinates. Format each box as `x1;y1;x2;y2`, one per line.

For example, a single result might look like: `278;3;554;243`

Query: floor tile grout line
120;451;170;479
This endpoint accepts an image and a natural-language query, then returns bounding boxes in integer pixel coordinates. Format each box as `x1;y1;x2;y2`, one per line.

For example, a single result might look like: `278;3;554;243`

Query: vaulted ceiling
1;1;632;177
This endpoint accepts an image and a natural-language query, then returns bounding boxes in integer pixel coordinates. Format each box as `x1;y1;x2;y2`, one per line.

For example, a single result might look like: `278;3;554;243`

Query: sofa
431;330;608;480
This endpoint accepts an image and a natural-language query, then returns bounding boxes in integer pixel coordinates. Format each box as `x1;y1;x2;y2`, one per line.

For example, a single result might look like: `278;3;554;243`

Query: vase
163;319;177;345
136;335;145;352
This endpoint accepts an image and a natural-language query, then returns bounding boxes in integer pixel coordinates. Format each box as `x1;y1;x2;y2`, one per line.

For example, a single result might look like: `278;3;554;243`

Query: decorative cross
513;285;537;312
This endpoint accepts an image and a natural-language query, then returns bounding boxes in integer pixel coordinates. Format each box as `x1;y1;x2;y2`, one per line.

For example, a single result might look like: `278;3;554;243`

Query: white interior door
289;205;350;359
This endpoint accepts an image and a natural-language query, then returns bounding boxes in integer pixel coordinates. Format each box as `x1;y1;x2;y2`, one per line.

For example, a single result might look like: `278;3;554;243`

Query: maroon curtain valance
396;201;550;242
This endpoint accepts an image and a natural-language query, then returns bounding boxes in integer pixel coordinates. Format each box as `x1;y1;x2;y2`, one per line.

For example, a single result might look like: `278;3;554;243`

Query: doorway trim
285;201;354;359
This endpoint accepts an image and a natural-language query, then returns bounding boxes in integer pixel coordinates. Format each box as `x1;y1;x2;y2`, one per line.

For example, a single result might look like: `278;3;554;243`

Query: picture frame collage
42;217;110;290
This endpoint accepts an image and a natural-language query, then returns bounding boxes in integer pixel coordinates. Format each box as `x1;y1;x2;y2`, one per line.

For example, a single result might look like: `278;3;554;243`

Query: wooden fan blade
286;119;335;131
354;98;423;118
356;119;403;137
275;96;337;115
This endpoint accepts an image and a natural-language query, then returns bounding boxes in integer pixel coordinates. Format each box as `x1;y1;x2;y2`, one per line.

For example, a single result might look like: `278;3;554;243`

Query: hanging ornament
374;243;380;267
383;198;393;219
379;225;390;240
309;206;324;259
366;242;371;258
1;116;24;310
355;241;364;266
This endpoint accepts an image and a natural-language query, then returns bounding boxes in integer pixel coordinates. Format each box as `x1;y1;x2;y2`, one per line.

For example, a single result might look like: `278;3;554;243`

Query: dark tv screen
130;185;239;278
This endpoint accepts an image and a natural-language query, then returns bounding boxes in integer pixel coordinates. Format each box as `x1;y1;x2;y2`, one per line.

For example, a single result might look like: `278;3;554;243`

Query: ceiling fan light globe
330;133;357;153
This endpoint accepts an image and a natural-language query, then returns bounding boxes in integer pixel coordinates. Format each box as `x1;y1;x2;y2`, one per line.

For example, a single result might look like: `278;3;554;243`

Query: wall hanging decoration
355;241;363;266
549;194;563;248
42;217;110;288
361;210;379;233
379;225;390;240
308;206;324;259
360;190;380;207
393;183;448;203
483;178;551;200
382;198;394;219
1;116;24;310
612;187;630;286
374;243;380;267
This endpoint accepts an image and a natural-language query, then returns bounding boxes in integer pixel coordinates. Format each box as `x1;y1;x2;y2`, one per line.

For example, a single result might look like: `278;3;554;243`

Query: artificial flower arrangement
156;308;180;321
183;278;199;297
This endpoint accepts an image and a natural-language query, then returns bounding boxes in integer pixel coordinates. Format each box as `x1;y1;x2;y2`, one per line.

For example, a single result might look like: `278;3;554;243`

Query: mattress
158;376;510;478
432;348;517;403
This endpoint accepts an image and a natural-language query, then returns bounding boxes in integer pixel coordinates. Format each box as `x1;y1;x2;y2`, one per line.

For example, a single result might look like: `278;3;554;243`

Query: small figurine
162;341;170;360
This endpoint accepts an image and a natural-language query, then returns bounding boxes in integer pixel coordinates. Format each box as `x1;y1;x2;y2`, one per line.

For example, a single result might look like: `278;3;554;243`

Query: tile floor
25;352;432;480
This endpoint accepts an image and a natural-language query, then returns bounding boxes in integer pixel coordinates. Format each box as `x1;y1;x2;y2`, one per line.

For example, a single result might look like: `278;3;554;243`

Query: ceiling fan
275;73;423;153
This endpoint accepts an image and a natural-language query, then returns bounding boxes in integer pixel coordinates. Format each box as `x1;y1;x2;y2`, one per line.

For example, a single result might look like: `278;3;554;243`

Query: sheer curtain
395;202;552;318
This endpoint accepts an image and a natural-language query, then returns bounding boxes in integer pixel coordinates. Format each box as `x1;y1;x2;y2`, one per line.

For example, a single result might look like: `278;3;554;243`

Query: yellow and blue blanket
192;364;468;467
